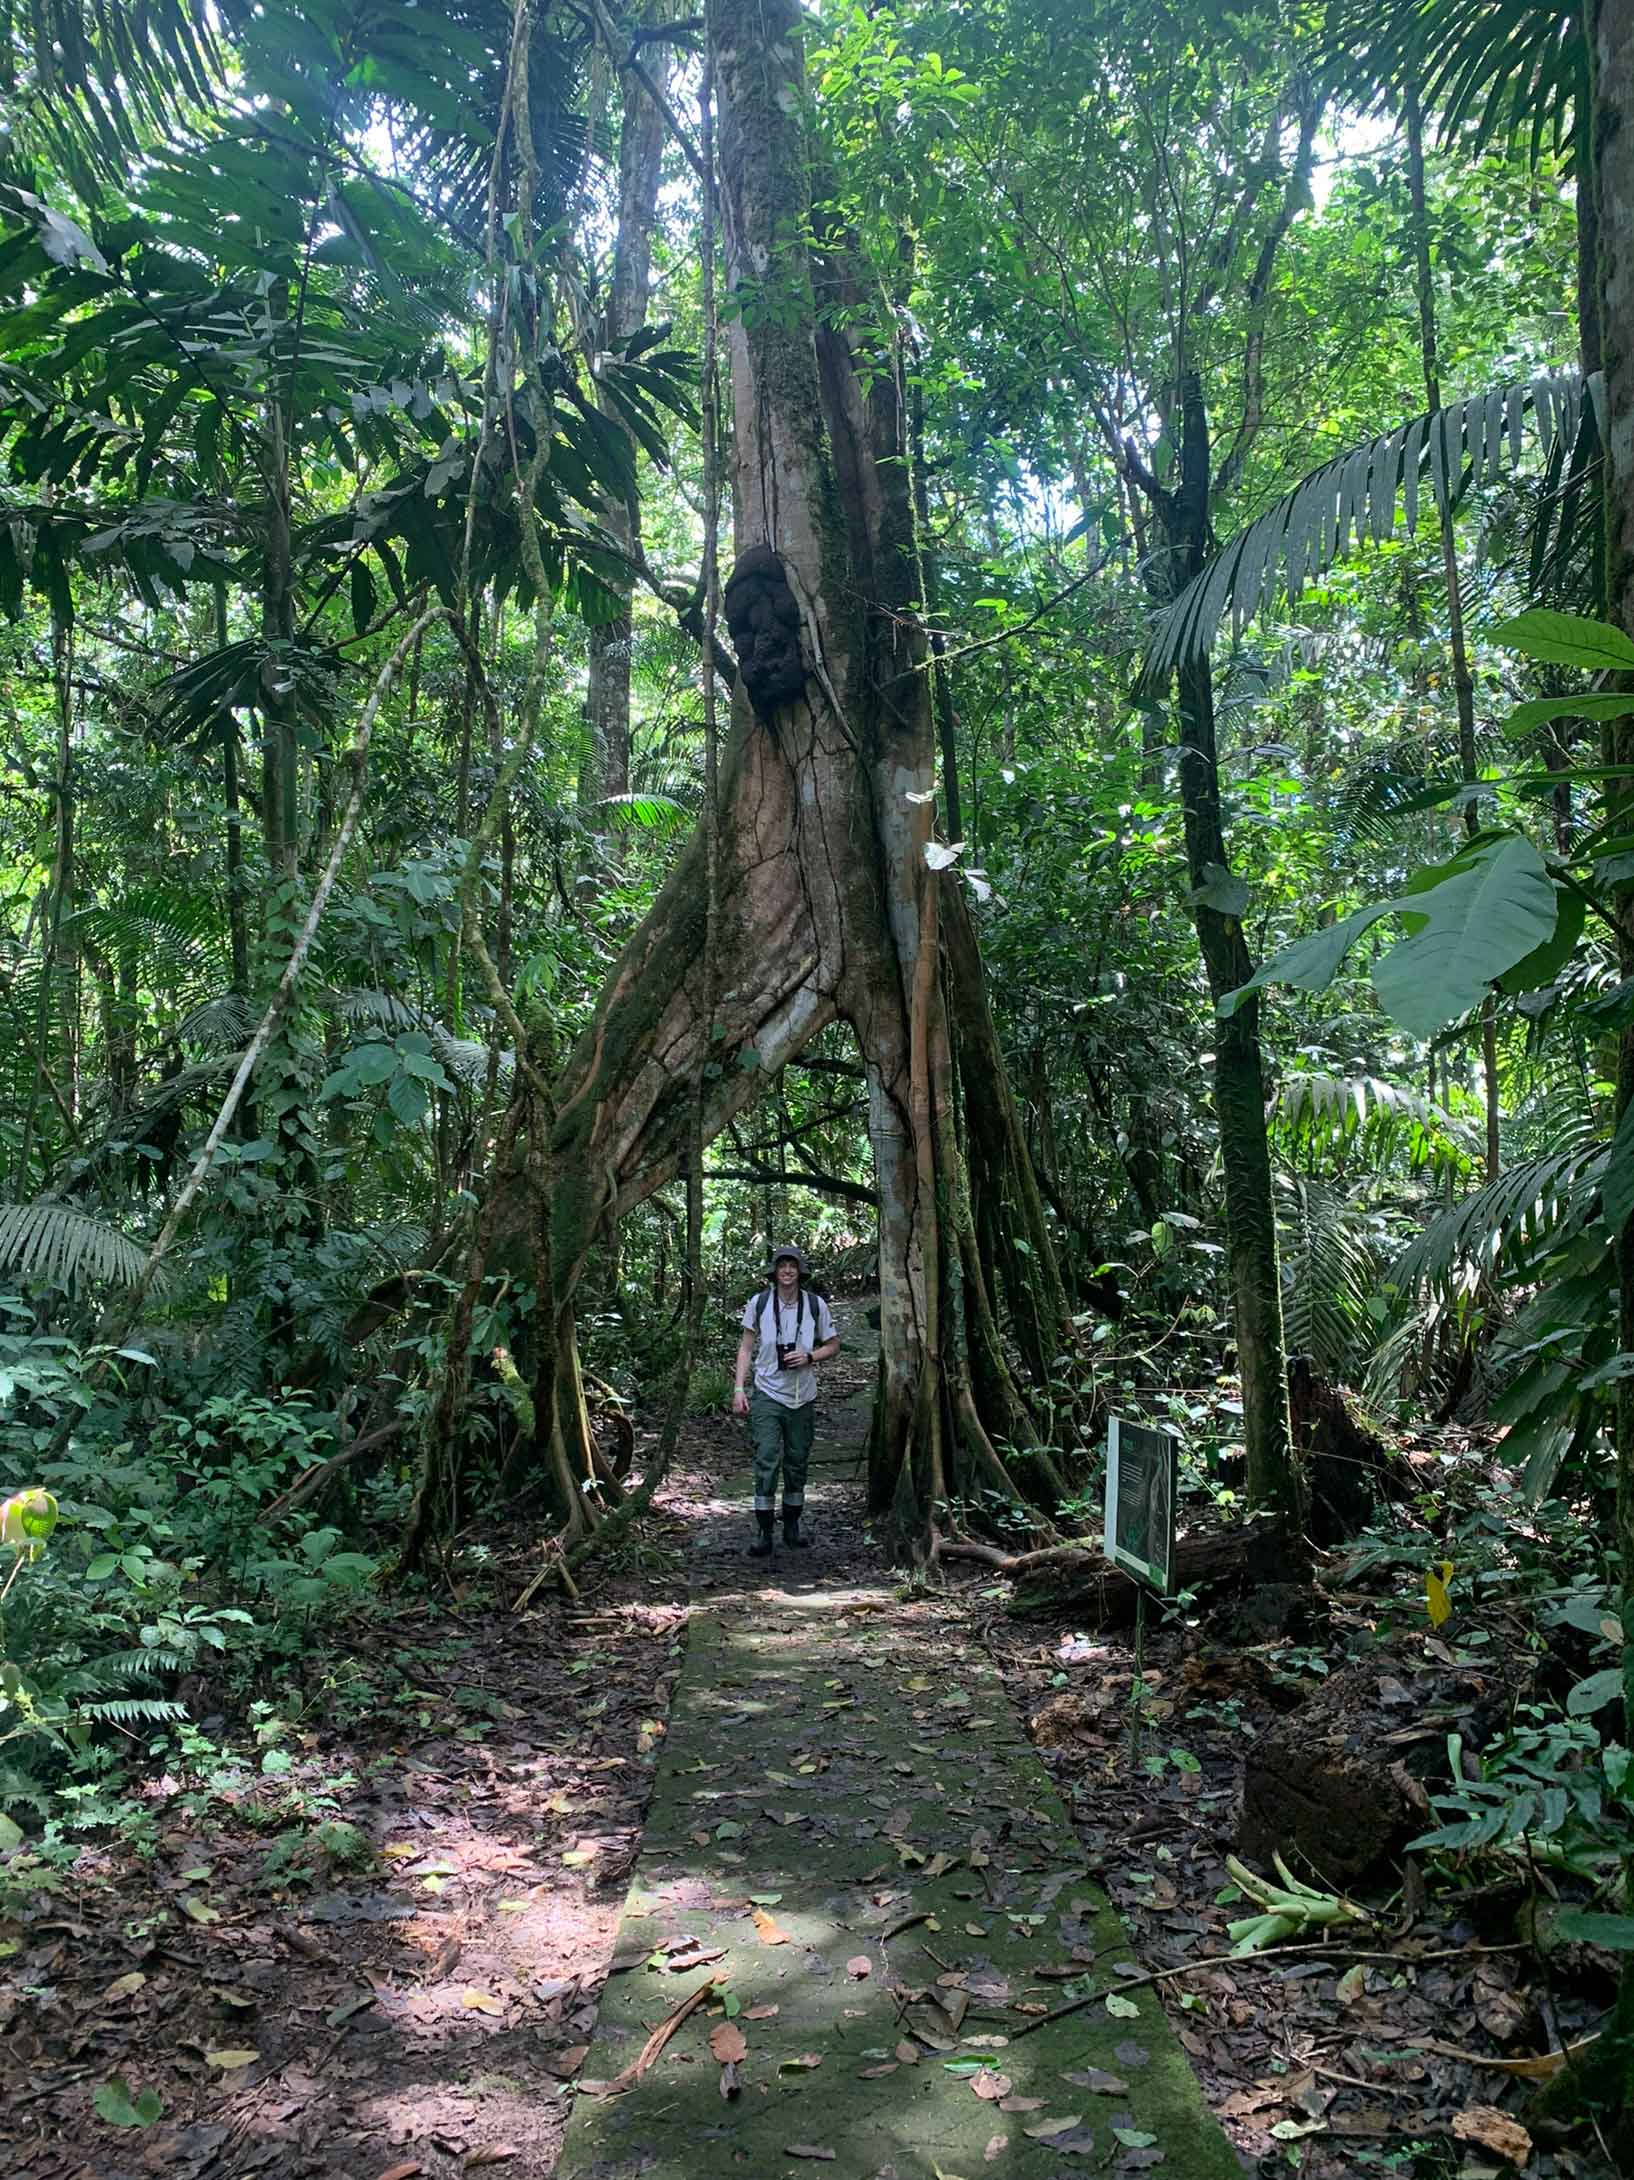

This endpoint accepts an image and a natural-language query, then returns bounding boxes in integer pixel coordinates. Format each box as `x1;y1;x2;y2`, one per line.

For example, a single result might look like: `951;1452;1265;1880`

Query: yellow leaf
462;1989;505;2015
1426;1561;1453;1628
204;2049;259;2071
105;1972;148;2000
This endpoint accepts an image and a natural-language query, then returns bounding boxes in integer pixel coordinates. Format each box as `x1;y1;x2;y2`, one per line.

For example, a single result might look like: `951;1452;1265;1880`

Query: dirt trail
554;1301;1239;2180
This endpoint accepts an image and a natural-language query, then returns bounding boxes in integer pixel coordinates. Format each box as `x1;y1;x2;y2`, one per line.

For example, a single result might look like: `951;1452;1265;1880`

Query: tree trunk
1156;374;1298;1530
507;0;1072;1553
581;44;672;810
1404;85;1502;1182
1566;0;1634;2145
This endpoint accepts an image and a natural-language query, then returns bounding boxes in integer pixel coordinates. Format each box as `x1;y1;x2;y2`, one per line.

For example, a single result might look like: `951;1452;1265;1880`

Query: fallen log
938;1520;1292;1626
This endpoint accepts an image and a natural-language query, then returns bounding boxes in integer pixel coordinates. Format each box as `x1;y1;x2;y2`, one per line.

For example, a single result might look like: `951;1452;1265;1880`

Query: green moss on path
556;1581;1242;2179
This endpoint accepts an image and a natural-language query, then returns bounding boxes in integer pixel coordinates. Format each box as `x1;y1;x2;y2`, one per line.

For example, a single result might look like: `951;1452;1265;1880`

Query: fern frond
71;1698;188;1726
61;1647;184;1690
0;1760;52;1817
0;1201;148;1290
1140;372;1598;684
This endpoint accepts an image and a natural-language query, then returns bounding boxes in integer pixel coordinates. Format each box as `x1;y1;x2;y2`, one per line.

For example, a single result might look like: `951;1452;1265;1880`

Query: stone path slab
557;1590;1242;2180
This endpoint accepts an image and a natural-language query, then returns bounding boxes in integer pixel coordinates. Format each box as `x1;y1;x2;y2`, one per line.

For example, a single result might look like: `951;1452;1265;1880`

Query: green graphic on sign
1104;1416;1177;1594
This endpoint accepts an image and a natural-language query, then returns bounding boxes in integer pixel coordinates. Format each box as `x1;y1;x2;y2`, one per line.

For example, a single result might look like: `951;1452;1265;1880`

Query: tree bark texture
520;0;1072;1549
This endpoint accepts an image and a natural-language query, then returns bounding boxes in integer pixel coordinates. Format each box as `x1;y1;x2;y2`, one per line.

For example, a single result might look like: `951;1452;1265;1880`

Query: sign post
1104;1415;1178;1596
1105;1417;1179;1776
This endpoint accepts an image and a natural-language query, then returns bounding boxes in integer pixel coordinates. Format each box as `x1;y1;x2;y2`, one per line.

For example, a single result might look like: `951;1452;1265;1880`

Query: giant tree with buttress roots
516;0;1075;1556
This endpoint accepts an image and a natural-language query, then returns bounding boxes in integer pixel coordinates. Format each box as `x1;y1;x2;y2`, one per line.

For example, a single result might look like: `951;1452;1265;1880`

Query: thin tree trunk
582;40;672;809
1405;85;1501;1181
1576;0;1634;2143
1157;374;1297;1530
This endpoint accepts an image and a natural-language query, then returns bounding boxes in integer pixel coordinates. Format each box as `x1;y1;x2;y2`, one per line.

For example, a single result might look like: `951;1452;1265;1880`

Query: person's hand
732;1385;749;1417
784;1347;811;1369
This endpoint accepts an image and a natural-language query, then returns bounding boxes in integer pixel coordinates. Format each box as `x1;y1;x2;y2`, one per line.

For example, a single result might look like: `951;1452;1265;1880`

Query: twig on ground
1007;1939;1531;2038
577;1974;719;2097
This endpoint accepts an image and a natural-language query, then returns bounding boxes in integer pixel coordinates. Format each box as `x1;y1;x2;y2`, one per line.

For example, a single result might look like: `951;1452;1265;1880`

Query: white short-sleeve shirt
740;1285;837;1409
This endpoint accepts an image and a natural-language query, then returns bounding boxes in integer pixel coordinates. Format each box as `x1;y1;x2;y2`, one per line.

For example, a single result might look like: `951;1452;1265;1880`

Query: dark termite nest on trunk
724;544;806;721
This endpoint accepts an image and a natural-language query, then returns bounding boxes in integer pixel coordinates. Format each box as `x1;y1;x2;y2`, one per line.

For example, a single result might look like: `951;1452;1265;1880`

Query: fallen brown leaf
464;2148;520;2170
376;2165;423;2180
895;2040;921;2065
858;2063;899;2079
1023;2114;1083;2139
1424;2034;1597;2083
745;2003;780;2020
1474;1963;1530;2046
1452;2106;1532;2168
999;2095;1044;2114
753;1906;791;1946
846;1954;872;1979
972;2070;1013;2101
780;2052;824;2073
709;2022;748;2064
542;2045;589;2079
985;2135;1007;2164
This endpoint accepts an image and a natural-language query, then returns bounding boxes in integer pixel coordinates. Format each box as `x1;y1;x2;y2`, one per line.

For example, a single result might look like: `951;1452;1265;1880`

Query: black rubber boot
782;1508;811;1550
749;1510;775;1557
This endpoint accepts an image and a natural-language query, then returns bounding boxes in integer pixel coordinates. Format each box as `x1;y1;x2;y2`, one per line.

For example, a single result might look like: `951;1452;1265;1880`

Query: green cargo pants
748;1388;815;1514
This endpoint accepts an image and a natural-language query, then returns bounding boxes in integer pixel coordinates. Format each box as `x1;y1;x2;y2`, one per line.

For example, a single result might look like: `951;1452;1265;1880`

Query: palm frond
175;992;259;1049
595;793;694;838
1324;0;1585;170
1271;1071;1476;1179
1140;372;1598;686
1389;1140;1602;1298
1279;1175;1380;1374
0;1201;148;1290
326;988;512;1088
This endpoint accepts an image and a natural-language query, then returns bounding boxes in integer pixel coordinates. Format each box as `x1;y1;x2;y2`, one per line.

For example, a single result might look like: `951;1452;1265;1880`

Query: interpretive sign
1104;1416;1177;1594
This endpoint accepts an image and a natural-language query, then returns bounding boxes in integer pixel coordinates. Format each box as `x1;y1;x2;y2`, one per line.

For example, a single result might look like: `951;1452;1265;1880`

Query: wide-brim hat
766;1245;810;1274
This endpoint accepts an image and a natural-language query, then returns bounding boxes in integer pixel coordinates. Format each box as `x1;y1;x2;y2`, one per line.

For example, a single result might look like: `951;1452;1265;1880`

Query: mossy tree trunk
508;0;1071;1553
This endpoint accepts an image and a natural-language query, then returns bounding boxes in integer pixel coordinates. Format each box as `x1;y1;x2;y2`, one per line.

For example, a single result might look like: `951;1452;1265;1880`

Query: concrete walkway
556;1555;1242;2178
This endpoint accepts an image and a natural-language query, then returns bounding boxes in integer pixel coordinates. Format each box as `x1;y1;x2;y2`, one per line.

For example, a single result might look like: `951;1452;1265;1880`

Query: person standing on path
732;1246;840;1555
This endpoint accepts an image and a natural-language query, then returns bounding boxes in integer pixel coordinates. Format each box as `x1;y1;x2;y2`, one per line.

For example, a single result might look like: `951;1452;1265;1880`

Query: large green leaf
1490;609;1634;674
1372;835;1558;1038
1222;834;1558;1038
